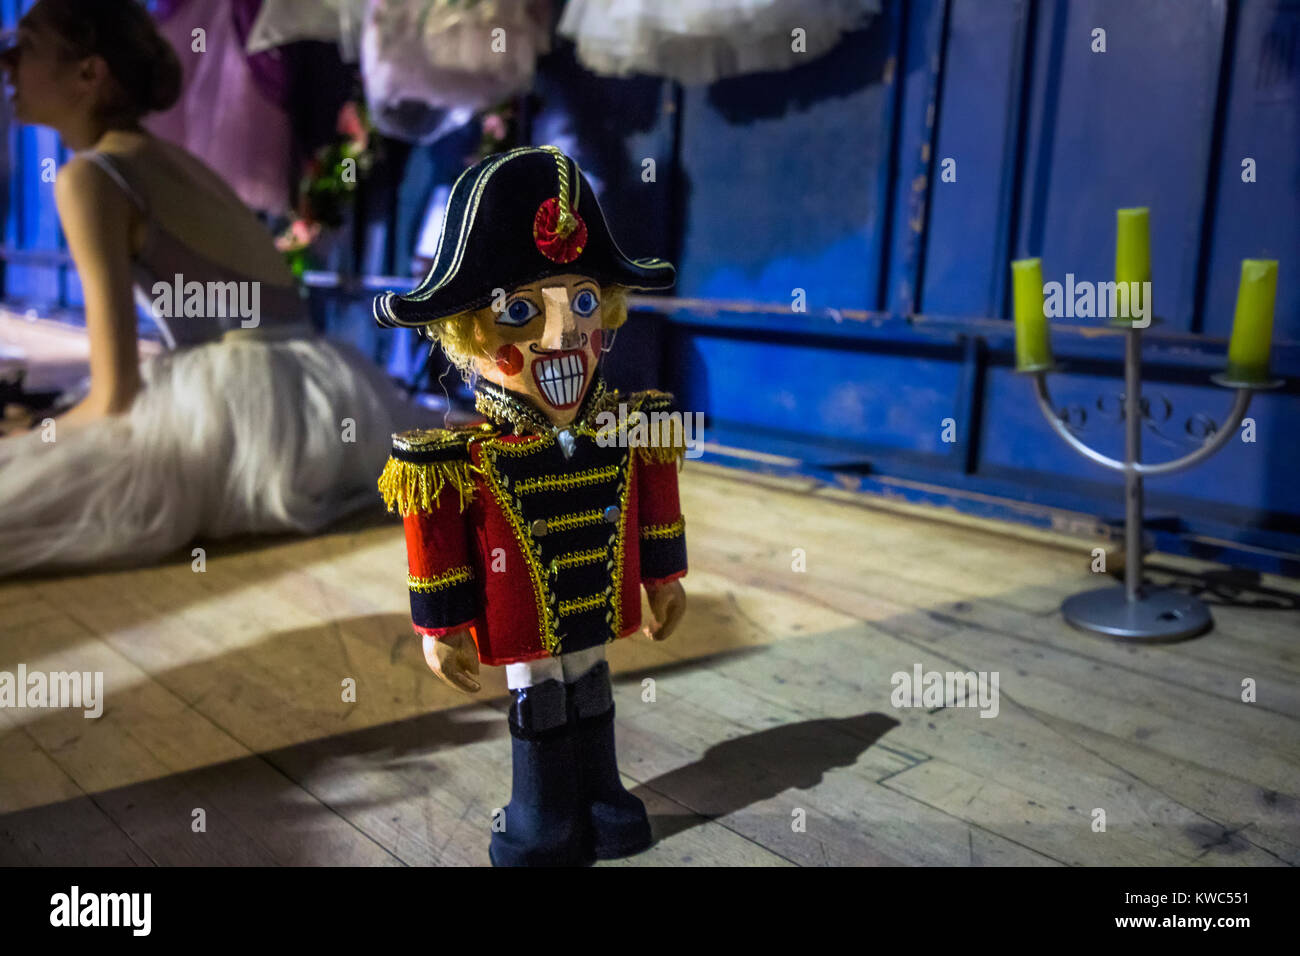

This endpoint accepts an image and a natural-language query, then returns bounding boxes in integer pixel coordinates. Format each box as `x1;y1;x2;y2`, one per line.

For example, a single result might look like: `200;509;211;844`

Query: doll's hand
642;579;686;642
422;628;481;694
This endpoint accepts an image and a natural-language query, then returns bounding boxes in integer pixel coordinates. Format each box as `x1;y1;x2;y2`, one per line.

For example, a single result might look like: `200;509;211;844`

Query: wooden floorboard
1;456;1296;866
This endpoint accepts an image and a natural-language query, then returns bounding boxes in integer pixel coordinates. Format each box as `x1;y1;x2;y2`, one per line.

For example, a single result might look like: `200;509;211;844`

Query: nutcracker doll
373;145;688;866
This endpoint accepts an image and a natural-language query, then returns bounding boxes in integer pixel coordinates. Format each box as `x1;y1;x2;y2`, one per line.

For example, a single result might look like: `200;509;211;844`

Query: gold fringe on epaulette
378;457;482;515
635;443;687;468
630;394;689;470
634;426;688;470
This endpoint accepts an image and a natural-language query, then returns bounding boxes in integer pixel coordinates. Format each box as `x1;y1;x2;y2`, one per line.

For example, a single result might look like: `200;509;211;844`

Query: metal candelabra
1026;325;1282;642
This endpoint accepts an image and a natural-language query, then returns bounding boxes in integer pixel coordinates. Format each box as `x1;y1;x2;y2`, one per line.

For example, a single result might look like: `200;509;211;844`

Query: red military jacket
378;374;688;665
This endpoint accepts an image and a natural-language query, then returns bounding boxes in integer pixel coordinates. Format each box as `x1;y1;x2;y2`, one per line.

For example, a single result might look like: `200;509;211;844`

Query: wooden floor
0;309;162;390
1;456;1297;866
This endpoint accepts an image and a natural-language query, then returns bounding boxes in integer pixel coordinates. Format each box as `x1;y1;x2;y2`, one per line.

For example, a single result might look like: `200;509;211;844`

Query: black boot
488;677;594;867
568;661;653;860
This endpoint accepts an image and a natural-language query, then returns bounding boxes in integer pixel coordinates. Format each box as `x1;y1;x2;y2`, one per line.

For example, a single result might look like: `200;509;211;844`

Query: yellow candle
1012;257;1052;371
1226;259;1278;383
1115;207;1150;322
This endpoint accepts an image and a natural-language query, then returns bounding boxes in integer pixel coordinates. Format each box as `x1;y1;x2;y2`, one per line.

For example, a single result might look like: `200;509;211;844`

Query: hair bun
24;0;184;118
146;33;182;114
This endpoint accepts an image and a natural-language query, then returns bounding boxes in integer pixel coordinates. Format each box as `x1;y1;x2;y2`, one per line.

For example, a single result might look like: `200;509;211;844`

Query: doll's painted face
472;273;606;425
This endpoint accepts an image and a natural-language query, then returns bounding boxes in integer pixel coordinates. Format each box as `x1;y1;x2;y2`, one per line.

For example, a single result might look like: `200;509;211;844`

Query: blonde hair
426;283;631;378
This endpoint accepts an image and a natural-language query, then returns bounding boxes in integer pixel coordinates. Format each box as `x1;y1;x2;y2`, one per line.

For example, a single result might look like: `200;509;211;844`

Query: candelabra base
1061;586;1212;642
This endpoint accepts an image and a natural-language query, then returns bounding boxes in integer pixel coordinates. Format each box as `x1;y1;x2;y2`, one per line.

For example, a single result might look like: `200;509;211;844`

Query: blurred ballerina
0;0;421;578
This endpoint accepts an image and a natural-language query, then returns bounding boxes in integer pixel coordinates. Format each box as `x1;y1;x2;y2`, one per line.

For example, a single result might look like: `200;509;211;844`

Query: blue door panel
922;0;1025;316
676;333;961;457
885;0;949;314
1202;0;1300;340
980;365;1300;519
1016;0;1225;330
674;25;894;308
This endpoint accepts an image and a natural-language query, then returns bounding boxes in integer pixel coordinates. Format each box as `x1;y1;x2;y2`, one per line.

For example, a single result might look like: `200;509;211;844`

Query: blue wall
4;0;1298;572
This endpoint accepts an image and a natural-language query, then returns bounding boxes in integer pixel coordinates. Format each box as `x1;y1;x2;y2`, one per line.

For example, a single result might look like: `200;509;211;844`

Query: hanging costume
360;0;553;144
558;0;882;85
245;0;368;62
147;0;294;216
374;145;685;865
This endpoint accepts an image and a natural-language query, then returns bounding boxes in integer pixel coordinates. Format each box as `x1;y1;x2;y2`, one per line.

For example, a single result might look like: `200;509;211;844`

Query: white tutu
361;0;553;141
558;0;881;85
246;0;369;62
0;331;421;578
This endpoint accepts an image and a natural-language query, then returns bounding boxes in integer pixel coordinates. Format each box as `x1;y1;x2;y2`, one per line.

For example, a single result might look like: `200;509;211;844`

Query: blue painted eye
500;298;539;326
573;289;599;316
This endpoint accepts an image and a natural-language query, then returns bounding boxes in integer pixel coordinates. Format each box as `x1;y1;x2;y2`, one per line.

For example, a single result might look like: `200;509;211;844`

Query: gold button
531;518;548;537
604;506;620;523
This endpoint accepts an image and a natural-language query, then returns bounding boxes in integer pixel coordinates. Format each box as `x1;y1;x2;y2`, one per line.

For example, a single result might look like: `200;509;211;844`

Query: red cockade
532;197;587;264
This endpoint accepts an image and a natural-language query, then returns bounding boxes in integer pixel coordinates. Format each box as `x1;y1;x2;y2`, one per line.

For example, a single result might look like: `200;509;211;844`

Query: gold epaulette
638;389;675;407
378;427;486;516
628;390;688;467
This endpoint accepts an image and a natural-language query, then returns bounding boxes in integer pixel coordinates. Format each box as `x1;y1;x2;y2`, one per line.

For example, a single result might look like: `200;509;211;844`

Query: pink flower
293;219;321;245
482;113;507;141
275;218;321;252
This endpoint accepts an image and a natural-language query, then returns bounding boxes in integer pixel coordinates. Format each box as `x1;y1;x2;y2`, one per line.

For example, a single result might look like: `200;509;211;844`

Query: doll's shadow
634;712;900;845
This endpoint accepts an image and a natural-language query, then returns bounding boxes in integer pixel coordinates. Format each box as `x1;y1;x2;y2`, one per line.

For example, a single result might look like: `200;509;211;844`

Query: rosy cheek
494;344;524;376
590;328;603;355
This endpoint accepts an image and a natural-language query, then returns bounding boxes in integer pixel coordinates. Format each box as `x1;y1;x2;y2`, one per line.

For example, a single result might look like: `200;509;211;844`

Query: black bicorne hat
374;145;676;328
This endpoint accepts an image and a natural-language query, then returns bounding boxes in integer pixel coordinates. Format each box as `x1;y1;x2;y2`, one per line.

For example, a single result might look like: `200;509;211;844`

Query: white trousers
505;643;607;690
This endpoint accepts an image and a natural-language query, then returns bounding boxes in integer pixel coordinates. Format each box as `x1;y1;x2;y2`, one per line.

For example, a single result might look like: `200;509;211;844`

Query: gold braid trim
555;548;606;569
640;517;686;540
478;441;560;655
558;593;606;616
544;509;606;533
571;388;688;469
378;457;482;516
408;567;473;592
542;144;580;238
487;432;554;455
391;428;477;452
573;387;634;444
513;465;619;495
475;387;554;436
475;375;611;438
605;451;632;642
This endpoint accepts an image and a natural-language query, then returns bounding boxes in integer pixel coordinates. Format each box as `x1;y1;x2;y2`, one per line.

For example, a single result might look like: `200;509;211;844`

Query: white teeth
536;354;584;406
